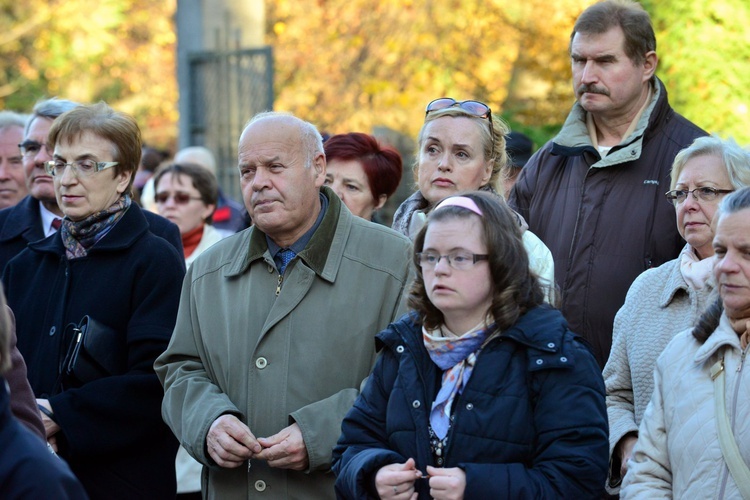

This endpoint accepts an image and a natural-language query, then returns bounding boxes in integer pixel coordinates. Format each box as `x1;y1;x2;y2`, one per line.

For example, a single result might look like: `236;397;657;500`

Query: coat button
560;356;568;363
465;403;474;410
412;400;421;408
536;359;543;365
49;326;56;336
267;265;274;273
254;480;266;491
547;342;555;349
396;345;404;353
255;357;268;369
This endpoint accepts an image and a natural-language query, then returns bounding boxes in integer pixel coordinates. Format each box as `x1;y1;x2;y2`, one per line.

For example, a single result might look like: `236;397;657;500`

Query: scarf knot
61;195;131;259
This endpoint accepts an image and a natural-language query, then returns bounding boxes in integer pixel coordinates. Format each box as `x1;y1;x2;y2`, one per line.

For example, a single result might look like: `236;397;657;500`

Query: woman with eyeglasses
392;98;555;301
333;192;608;499
323;132;403;222
1;102;184;499
603;136;750;494
154;162;228;269
621;187;750;498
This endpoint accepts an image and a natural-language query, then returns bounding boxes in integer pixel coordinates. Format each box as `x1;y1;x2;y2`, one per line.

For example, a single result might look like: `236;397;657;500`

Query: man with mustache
156;112;412;499
509;0;706;368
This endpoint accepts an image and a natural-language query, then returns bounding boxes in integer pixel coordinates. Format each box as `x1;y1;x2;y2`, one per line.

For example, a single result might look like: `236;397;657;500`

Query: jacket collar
28;203;150;256
0;195;44;243
380;306;569;354
551;78;667;169
694;314;742;365
223;186;346;283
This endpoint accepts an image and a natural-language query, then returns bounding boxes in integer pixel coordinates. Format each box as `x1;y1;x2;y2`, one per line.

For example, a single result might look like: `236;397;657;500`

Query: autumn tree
0;0;178;147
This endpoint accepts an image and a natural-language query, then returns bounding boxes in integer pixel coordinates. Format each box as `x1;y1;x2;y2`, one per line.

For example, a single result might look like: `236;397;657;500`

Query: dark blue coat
0;194;183;273
2;203;184;500
0;377;88;499
333;307;609;499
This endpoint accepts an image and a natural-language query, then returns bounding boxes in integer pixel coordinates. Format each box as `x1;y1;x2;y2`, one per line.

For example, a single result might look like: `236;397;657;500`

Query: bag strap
712;356;750;499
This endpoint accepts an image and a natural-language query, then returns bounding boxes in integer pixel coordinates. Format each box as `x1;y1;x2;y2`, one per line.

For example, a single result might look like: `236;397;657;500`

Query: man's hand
427;465;466;500
375;457;421;499
255;422;309;471
206;414;261;468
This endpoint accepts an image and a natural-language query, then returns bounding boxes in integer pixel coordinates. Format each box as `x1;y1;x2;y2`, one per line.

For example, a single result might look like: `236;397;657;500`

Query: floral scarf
60;195;131;259
423;321;495;439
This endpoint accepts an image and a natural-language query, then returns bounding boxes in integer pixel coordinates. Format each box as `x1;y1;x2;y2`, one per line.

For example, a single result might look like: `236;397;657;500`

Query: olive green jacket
155;188;412;499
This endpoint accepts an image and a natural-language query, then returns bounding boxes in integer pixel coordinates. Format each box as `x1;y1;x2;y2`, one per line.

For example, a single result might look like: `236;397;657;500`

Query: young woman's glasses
425;97;494;148
44;159;118;177
664;187;734;206
155;192;203;205
416;251;489;271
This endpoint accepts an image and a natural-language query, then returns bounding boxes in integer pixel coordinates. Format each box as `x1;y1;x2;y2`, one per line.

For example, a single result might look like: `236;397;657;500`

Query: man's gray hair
244;111;324;168
25;97;81;135
0;111;28;131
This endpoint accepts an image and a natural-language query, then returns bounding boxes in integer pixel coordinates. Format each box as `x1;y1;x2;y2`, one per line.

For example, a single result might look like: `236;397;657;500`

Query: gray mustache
577;84;610;96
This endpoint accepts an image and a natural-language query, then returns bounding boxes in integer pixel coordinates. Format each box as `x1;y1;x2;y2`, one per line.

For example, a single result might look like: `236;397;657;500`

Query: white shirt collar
38;201;62;237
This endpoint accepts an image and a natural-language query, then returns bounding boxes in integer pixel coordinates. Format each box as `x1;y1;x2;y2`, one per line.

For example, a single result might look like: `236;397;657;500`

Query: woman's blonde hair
414;106;510;193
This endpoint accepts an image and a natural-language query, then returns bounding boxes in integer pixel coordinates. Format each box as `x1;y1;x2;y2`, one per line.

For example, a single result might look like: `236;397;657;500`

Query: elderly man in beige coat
155;112;412;499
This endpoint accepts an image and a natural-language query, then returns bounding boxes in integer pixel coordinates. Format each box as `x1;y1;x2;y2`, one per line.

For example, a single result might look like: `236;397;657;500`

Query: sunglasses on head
155;191;203;205
425;97;495;147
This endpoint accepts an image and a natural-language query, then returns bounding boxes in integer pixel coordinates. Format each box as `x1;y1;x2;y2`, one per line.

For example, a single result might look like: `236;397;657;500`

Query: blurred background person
0;111;28;210
333;192;608;499
2;102;184;499
391;97;555;301
143;145;248;233
323;132;403;222
621;186;750;498
604;136;750;493
501;131;533;197
0;283;88;500
133;145;169;203
155;162;228;269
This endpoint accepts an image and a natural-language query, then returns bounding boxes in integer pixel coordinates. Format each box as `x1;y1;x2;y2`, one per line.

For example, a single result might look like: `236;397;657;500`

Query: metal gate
187;46;273;199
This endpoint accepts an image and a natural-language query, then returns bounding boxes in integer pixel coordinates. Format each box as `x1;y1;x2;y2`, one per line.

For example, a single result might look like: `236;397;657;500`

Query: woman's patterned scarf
423;321;495;439
391;186;525;239
60;195;131;259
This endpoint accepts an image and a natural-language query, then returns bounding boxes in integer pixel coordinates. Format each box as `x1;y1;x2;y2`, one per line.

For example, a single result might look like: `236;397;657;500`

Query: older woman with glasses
603;136;750;493
621;186;750;498
1;102;184;499
392;98;555;300
333;192;608;499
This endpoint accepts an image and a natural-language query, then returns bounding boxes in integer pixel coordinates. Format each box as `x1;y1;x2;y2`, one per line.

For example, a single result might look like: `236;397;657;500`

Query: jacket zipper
275;274;283;296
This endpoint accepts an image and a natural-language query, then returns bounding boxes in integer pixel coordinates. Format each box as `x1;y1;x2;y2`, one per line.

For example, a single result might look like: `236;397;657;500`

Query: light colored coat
621;314;750;499
155;189;412;500
603;248;715;491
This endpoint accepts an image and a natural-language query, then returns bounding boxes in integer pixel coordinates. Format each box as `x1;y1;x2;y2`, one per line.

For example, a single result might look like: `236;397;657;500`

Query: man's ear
312;153;326;187
642;51;658;82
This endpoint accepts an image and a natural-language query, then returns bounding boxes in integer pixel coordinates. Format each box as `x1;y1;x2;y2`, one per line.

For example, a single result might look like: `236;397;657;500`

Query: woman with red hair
324;132;403;221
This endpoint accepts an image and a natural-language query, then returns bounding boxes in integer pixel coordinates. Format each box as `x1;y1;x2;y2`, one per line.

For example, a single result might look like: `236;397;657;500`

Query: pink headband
434;196;483;216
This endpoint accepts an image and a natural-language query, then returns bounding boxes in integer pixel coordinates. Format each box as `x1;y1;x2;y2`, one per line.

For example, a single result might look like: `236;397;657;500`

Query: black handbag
61;315;126;386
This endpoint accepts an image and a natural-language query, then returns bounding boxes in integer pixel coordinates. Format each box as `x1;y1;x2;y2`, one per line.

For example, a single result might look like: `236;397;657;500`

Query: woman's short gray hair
670;136;750;191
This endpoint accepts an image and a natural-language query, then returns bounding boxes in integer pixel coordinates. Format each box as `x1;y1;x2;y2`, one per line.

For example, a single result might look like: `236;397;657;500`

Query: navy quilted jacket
333;307;608;499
